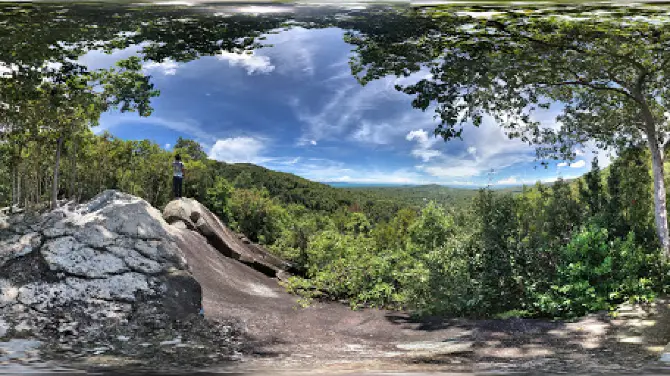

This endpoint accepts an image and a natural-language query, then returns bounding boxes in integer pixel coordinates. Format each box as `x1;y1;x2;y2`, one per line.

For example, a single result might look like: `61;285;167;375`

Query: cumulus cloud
165;143;171;150
217;51;275;75
569;160;586;168
406;129;442;162
467;146;477;155
208;137;265;163
262;27;320;76
142;59;179;75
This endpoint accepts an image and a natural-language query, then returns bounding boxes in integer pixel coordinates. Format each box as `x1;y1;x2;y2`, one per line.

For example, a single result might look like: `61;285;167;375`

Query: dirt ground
178;233;670;374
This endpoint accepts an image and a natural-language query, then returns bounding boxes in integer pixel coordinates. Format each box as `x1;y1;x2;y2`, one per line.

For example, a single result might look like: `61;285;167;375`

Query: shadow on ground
379;300;670;374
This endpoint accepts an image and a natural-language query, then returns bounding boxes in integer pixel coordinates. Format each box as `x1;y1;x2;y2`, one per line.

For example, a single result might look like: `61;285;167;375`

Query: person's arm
182;163;187;179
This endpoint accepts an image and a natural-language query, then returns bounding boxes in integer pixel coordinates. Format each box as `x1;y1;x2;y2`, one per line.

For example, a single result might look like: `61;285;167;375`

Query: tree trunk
648;139;670;257
51;136;63;210
10;164;16;212
69;138;77;200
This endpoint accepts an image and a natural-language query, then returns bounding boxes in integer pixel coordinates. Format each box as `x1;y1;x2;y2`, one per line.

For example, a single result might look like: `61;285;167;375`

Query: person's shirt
173;161;184;178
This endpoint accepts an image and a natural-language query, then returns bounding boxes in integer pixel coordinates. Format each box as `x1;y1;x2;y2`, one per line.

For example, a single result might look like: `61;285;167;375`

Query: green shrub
229;188;288;245
532;224;664;318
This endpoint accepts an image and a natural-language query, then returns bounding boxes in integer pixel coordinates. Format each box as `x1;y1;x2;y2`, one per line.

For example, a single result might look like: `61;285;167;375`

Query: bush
205;176;233;222
284;230;406;308
229;188;288;245
532;224;664;318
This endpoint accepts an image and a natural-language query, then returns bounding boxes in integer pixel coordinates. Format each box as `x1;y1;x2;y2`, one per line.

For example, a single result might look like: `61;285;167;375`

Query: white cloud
292;68;432;145
411;149;442;162
406;129;431;144
208;137;265;163
142;58;179;76
557;162;568;167
310;140;317;146
165;143;171;149
406;129;442;162
419;165;482;178
216;50;275;75
496;176;519;185
415;116;537;179
570;160;586;168
263;27;319;76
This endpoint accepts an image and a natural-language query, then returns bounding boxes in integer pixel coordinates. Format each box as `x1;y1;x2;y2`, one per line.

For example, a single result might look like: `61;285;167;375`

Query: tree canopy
345;4;670;254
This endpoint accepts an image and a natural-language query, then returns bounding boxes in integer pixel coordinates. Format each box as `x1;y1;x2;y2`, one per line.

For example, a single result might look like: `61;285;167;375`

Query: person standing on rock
173;154;186;199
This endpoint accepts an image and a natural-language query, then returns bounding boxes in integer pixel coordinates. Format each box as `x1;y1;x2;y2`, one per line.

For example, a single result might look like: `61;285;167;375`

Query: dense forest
1;130;666;318
2;2;670;320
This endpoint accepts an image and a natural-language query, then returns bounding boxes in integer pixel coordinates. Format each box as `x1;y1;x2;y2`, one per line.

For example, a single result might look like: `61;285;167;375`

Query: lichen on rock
0;190;202;339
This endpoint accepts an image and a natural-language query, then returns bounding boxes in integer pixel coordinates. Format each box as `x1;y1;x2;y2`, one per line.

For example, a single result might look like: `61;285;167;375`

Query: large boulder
0;190;202;339
163;198;294;279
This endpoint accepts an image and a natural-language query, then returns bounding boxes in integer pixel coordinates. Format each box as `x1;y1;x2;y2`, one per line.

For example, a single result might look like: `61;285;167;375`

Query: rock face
163;198;295;279
0;190;201;339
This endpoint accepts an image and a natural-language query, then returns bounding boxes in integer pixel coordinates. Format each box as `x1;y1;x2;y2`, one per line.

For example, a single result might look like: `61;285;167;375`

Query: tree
347;6;670;256
206;176;233;222
579;157;604;217
174;137;207;161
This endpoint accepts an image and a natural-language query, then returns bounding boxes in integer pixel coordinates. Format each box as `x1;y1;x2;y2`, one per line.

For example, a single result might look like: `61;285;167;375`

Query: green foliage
229;188;288;245
174;137;207;161
285;230;402;309
205;176;233;223
579;157;605;218
533;225;663;318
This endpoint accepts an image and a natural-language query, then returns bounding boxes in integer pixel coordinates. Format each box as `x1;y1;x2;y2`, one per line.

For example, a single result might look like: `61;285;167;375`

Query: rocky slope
0;190;262;368
163;197;295;280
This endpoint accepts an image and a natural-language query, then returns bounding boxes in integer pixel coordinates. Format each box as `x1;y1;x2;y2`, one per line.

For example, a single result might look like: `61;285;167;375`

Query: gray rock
107;246;163;274
0;279;18;307
18;273;152;311
41;236;128;278
0;232;41;267
73;224;117;248
1;190;201;324
163;198;293;278
0;318;8;338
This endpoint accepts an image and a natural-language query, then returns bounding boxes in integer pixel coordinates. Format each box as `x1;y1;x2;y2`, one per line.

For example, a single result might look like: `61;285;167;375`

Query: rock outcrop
163;198;295;280
0;190;202;339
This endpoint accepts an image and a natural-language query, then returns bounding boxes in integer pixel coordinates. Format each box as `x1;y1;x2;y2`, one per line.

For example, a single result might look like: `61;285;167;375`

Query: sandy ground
177;231;670;374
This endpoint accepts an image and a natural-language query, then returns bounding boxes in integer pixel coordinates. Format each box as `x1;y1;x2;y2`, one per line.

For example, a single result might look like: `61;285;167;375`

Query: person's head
175;154;181;161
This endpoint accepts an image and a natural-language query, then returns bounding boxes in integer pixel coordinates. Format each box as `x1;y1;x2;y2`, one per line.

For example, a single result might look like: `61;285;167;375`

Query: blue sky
81;25;609;187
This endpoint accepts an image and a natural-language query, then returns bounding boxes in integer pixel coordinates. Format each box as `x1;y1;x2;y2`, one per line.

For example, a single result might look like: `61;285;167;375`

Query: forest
2;3;670;319
1;130;666;319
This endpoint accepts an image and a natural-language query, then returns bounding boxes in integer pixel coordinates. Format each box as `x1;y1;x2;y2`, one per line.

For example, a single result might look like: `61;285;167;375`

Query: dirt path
179;230;670;374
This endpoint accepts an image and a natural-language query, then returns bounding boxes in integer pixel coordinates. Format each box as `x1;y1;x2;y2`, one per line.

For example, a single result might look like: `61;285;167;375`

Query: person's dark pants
173;176;183;198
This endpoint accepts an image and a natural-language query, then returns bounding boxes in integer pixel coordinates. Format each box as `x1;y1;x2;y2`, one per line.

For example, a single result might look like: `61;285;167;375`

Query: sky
81;24;610;187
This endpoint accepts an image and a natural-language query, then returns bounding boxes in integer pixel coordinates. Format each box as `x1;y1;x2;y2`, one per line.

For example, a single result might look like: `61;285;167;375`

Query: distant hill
214;163;357;212
338;184;481;210
215;163;559;222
